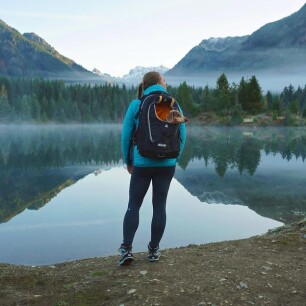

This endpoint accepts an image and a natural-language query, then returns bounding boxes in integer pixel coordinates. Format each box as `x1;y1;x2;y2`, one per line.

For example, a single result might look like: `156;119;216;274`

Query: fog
54;67;306;93
165;71;306;93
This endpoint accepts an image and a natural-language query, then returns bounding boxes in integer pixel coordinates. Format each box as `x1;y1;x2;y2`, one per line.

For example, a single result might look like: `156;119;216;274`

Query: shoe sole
119;257;134;266
148;256;160;262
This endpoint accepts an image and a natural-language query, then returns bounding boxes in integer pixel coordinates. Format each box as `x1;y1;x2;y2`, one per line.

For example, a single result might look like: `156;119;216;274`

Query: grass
90;270;107;277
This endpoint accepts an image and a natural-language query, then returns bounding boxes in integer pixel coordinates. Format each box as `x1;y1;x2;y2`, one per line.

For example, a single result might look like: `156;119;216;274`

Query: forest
0;75;306;124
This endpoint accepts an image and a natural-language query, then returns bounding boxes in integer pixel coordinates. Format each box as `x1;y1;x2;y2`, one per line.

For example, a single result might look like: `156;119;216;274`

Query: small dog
166;109;188;124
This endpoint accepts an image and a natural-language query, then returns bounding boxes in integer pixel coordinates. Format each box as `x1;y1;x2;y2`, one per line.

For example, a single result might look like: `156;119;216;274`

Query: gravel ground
0;219;305;306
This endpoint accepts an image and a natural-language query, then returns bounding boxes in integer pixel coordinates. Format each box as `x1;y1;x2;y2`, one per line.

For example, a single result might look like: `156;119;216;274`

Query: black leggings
123;166;175;248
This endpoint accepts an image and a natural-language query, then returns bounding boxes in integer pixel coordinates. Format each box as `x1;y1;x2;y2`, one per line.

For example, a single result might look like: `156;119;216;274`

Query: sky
0;0;305;77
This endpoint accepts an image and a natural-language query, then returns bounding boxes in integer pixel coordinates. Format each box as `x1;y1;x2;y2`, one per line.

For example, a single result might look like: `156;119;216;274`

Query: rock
219;278;227;282
127;289;136;294
239;281;248;289
139;270;147;275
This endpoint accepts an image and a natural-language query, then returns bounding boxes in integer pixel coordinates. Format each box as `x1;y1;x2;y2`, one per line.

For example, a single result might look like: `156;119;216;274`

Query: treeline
0;77;136;122
0;75;306;123
172;74;306;124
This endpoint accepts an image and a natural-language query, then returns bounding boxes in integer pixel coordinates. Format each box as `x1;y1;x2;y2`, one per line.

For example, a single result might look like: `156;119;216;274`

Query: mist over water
0;125;305;265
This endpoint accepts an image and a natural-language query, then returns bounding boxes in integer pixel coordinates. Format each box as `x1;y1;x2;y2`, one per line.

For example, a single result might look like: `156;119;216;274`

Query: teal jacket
121;84;186;167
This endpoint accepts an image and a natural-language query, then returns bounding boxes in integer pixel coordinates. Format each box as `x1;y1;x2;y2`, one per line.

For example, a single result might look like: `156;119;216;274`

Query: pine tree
248;76;262;114
215;73;231;115
0;84;11;120
238;77;248;112
177;81;194;116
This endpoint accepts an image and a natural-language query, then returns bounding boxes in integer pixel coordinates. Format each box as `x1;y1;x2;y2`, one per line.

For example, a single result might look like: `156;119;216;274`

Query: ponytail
137;71;162;99
137;81;144;99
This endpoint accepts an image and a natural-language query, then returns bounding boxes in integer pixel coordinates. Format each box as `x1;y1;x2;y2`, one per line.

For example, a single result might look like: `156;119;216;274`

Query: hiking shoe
148;244;161;262
118;244;134;266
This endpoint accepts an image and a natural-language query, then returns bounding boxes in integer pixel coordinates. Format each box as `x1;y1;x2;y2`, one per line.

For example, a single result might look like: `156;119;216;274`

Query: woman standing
119;71;186;266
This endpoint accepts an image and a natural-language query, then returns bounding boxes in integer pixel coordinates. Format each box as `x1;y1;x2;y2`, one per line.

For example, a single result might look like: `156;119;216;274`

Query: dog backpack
133;92;182;159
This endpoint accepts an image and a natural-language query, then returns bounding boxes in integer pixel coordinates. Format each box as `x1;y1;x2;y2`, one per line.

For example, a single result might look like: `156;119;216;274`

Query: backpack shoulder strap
134;91;165;120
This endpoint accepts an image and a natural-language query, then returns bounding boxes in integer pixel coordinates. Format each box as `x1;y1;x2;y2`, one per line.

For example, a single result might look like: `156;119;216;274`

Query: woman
119;71;186;266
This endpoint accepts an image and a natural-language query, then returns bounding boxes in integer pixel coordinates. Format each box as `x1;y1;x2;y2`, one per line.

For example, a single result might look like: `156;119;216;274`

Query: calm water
0;124;305;265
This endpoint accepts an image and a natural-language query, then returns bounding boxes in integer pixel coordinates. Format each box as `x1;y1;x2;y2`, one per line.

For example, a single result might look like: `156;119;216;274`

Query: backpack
132;92;183;159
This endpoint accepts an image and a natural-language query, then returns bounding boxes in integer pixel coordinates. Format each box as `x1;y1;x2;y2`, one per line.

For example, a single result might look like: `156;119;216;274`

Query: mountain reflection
0;125;305;224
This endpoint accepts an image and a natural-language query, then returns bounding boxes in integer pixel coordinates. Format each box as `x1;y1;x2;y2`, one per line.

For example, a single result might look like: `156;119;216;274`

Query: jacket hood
143;84;168;96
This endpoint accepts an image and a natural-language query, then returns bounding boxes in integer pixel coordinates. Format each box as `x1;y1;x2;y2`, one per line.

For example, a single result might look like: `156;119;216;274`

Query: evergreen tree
272;97;281;116
248;76;262;114
0;84;11;121
177;81;194;116
290;100;299;115
19;95;32;121
266;91;273;110
238;77;248;112
215;73;231;115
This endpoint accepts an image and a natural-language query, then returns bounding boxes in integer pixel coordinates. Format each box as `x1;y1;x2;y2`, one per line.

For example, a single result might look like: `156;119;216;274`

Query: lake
0;124;305;265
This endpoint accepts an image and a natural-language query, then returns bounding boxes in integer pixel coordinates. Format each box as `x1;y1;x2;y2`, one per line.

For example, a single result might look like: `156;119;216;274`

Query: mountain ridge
167;4;306;76
0;19;95;78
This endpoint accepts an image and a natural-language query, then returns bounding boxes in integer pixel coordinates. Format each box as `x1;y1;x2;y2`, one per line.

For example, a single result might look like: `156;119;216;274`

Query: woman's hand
127;164;133;174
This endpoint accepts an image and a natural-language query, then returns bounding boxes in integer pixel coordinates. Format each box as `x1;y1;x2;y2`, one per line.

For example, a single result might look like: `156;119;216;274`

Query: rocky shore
0;220;305;306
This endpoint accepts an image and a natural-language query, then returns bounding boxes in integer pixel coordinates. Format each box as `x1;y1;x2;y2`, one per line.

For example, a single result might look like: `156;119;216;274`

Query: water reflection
0;168;282;265
179;127;306;175
1;125;305;264
0;125;305;225
0;125;121;223
175;127;306;224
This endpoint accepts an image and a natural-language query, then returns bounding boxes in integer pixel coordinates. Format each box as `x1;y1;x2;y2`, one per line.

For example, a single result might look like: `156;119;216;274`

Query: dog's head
166;110;188;123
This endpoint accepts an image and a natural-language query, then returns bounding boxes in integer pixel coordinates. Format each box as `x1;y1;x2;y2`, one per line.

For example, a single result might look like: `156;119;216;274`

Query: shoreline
0;219;305;305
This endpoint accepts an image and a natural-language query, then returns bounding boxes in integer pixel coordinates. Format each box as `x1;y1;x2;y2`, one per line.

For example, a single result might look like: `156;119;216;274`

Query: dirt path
0;220;305;306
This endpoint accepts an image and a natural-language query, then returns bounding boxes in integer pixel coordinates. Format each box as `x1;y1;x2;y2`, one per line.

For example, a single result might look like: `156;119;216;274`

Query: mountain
90;65;169;85
92;68;122;84
0;19;95;79
121;65;169;84
167;4;306;76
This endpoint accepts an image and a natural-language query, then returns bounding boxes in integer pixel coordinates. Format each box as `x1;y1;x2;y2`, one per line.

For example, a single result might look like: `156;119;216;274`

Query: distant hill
0;19;96;79
167;4;306;76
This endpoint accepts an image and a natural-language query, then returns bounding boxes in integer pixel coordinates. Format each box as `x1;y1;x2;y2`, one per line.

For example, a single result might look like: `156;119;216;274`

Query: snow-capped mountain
121;65;169;83
91;65;169;85
198;36;248;52
92;68;122;84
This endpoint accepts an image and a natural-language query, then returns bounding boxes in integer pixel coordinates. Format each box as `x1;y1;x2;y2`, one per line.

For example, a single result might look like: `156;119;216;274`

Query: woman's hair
137;71;162;99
